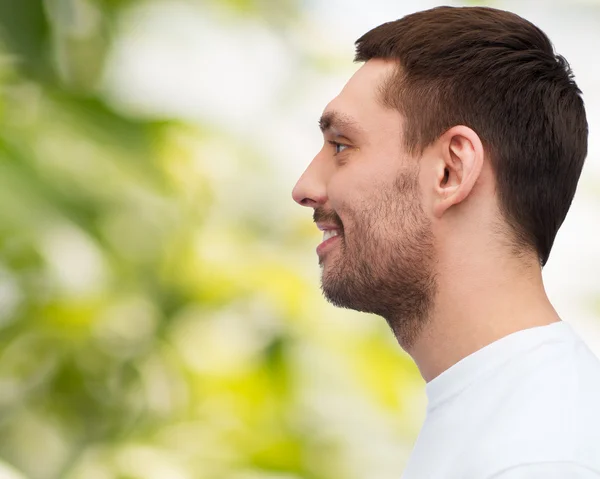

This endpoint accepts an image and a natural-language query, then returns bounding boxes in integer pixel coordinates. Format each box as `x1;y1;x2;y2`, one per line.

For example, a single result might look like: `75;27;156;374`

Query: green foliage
0;1;423;478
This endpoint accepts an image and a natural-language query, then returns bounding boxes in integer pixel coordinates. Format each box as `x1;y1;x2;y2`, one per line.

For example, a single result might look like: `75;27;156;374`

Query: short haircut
355;6;588;266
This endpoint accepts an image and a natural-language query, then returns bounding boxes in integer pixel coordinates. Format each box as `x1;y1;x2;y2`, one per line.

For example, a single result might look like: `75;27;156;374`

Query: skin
292;59;561;382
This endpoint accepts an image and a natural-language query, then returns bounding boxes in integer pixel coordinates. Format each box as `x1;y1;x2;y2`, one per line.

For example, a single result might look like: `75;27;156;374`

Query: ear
432;125;484;218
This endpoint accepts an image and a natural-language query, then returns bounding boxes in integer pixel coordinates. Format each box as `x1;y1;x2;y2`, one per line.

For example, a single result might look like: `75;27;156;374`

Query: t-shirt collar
425;321;572;411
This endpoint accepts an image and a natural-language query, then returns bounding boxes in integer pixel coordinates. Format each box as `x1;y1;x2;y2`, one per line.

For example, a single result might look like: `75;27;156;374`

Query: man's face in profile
292;59;437;339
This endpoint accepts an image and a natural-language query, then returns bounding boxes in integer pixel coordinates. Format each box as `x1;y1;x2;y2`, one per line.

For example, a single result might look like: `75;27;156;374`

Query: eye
328;140;349;155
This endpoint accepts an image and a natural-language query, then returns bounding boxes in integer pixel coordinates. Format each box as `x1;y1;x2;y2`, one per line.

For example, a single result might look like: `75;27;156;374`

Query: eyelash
328;140;349;155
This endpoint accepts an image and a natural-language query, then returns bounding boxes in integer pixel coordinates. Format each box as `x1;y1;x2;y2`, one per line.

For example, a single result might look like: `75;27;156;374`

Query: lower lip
316;234;341;256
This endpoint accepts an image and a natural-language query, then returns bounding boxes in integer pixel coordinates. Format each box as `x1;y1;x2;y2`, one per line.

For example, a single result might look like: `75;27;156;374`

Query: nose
292;152;330;208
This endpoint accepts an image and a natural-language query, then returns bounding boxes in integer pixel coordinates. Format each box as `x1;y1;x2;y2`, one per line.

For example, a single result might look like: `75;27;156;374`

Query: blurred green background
0;1;598;478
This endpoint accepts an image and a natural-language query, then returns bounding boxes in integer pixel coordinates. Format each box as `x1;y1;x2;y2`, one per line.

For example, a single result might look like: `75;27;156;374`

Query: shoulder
487;462;600;479
462;340;600;474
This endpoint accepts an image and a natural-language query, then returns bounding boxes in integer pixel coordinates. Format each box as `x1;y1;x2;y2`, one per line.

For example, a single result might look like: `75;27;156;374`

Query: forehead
324;59;401;135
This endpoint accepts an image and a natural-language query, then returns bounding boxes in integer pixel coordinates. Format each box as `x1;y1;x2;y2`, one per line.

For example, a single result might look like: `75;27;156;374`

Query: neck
400;253;561;383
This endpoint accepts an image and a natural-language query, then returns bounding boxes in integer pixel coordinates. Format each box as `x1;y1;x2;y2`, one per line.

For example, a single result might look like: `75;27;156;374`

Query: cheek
327;153;412;225
328;161;383;202
327;170;359;212
328;175;386;235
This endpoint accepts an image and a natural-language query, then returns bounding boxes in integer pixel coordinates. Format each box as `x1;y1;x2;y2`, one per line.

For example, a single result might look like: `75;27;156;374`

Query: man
292;6;600;479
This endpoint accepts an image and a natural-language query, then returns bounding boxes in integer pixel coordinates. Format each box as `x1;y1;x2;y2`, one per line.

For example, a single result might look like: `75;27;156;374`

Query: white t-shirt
401;321;600;479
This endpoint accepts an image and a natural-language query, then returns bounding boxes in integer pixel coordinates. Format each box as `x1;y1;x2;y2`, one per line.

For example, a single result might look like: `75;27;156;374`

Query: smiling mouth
322;229;340;242
317;229;342;257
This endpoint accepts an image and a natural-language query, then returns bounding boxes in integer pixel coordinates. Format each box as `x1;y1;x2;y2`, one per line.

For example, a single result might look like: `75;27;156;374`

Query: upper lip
316;223;341;231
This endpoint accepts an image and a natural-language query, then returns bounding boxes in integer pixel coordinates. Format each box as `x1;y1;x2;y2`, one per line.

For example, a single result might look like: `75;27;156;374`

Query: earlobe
433;126;484;218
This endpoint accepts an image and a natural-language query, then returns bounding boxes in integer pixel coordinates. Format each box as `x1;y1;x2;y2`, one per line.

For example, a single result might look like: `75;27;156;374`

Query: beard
315;167;436;350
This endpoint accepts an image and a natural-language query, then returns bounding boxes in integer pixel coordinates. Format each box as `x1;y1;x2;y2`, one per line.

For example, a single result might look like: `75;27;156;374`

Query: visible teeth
323;230;339;242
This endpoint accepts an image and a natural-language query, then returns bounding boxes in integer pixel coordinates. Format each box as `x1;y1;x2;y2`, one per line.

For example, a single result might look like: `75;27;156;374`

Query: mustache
313;207;344;230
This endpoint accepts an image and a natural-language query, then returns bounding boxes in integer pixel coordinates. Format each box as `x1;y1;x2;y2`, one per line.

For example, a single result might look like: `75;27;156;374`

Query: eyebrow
318;111;364;138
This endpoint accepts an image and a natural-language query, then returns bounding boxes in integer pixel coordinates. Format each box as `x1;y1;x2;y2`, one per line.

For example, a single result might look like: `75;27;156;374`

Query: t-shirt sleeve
488;463;600;479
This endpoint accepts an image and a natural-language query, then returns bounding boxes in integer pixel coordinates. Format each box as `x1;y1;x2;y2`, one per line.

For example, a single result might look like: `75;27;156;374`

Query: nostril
292;180;327;207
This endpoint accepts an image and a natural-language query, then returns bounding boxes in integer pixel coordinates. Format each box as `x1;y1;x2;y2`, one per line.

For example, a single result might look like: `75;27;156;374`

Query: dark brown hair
355;6;588;266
